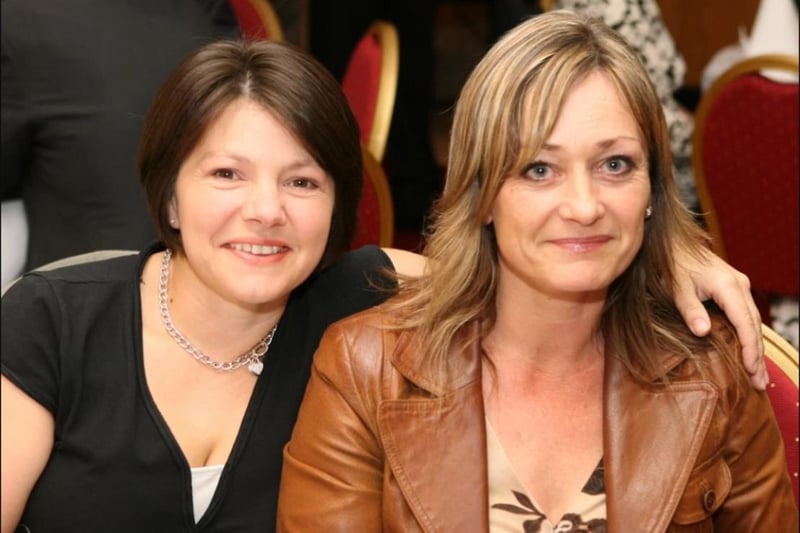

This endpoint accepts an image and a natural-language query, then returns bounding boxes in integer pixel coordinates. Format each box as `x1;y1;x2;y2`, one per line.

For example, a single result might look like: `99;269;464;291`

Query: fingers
748;356;769;391
674;249;768;390
704;269;768;390
673;267;712;336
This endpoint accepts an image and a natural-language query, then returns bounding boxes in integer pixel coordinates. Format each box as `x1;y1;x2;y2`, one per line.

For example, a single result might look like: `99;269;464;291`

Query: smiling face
168;98;334;309
490;71;651;302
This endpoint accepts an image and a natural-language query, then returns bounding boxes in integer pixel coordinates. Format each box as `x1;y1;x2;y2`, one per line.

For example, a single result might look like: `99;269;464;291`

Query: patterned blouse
487;421;607;533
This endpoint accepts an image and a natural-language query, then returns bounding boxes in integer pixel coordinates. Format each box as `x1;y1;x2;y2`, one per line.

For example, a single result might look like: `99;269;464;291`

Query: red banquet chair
762;324;800;506
228;0;284;41
341;20;399;163
351;146;394;249
692;54;799;324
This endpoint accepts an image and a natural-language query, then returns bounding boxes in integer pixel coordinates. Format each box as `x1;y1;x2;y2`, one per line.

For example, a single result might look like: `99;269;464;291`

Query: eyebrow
540;136;642;151
197;152;320;170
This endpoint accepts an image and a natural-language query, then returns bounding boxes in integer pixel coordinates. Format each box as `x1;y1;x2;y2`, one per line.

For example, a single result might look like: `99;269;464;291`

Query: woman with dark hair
0;39;419;532
0;37;775;532
278;12;796;531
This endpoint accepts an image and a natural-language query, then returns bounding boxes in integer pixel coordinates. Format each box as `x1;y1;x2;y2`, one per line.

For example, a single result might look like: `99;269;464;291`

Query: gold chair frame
361;20;399;163
362;146;395;247
764;324;799;387
240;0;285;41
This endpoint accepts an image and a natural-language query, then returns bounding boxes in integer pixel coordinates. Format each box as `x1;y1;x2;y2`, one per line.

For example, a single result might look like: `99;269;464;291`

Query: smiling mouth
551;237;610;252
229;243;287;256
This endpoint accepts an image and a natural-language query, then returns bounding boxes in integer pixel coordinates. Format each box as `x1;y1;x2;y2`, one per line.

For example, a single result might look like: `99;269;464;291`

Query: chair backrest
228;0;284;41
1;249;138;297
762;324;799;506
341;20;399;163
351;146;394;249
692;54;799;301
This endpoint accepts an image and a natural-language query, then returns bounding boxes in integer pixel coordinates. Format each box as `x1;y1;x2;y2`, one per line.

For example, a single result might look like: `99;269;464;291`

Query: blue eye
522;162;551;181
603;156;634;174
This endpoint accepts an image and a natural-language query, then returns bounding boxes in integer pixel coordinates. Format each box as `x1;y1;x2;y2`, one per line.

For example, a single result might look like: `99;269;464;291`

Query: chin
546;278;615;298
232;284;285;305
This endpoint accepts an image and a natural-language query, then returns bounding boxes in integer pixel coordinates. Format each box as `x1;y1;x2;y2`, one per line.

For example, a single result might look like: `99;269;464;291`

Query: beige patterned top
487;421;607;533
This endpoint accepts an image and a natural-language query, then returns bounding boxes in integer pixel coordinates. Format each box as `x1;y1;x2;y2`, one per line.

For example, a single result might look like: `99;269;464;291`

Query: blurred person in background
1;0;223;273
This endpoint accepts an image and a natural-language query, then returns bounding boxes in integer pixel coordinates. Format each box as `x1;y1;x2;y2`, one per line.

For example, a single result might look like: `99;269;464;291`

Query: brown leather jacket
278;308;798;532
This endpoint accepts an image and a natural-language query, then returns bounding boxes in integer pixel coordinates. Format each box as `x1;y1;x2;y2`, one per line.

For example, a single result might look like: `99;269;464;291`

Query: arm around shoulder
671;245;767;389
381;248;426;280
278;318;385;532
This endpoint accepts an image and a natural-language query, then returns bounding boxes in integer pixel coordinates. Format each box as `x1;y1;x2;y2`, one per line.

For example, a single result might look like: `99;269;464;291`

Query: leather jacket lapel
377;328;722;532
379;331;489;533
604;355;718;532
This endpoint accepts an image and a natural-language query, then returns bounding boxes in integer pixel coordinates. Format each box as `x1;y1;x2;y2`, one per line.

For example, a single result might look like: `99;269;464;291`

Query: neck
485;282;606;376
156;250;283;362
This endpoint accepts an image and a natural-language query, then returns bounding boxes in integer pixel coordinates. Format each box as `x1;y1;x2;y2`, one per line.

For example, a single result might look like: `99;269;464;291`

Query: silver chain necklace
158;249;277;376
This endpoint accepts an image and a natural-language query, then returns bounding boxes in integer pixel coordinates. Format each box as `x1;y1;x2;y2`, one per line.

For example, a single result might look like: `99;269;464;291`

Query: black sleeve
318;245;397;312
286;245;397;352
0;29;32;198
1;273;63;413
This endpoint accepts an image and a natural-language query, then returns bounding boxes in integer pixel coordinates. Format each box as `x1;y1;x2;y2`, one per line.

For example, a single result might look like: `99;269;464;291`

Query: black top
0;0;222;270
1;243;395;532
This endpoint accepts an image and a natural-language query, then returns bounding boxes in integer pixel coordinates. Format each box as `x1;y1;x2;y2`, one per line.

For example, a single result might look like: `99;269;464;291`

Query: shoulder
324;305;396;340
8;249;140;288
666;316;751;410
1;248;147;415
318;307;396;360
297;246;396;307
312;306;403;387
324;245;395;279
2;248;147;311
314;306;456;399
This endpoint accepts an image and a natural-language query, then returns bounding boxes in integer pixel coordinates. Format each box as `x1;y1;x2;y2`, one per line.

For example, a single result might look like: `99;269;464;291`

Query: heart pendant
248;360;264;376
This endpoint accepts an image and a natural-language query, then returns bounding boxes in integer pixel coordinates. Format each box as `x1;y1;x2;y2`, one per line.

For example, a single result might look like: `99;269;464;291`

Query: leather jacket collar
382;322;720;532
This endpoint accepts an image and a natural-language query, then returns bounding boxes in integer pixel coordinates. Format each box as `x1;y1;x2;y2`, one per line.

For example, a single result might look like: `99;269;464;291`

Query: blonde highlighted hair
386;11;741;389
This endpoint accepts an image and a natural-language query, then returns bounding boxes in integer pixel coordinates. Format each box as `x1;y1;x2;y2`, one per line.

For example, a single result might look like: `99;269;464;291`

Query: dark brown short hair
137;39;362;267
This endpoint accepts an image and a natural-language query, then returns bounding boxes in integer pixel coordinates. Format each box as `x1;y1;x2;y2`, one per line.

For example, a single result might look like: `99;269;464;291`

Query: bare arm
672;247;768;390
381;247;426;280
1;376;54;533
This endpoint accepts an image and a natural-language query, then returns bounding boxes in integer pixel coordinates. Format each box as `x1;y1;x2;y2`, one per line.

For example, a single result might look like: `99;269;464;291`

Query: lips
549;236;610;252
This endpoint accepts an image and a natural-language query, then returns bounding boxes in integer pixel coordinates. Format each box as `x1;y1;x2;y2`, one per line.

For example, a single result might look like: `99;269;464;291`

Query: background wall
658;0;761;87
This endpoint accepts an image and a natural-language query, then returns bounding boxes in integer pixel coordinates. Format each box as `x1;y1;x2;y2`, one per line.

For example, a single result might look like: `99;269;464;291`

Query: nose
241;178;287;226
557;172;604;224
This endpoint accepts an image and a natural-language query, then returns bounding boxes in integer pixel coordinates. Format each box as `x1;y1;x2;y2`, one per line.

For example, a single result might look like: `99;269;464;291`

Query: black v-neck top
1;242;395;532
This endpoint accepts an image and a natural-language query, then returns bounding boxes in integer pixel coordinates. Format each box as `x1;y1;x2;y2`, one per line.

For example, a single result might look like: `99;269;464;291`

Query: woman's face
489;71;651;302
169;98;334;310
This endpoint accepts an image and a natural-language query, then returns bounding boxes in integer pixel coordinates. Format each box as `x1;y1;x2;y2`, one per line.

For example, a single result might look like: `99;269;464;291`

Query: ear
168;198;179;229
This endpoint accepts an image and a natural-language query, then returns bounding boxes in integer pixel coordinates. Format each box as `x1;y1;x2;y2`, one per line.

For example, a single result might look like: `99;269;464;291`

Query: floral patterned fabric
552;0;697;208
487;421;607;533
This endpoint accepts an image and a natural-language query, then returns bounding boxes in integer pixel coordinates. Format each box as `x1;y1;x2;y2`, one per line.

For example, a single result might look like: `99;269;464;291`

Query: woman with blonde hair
278;11;796;531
